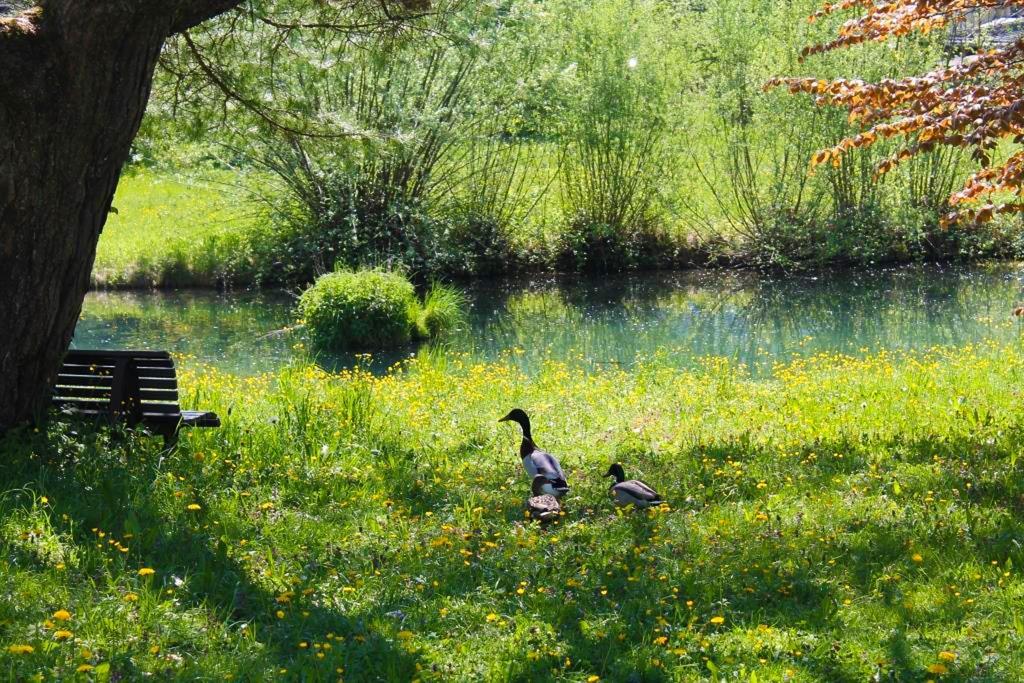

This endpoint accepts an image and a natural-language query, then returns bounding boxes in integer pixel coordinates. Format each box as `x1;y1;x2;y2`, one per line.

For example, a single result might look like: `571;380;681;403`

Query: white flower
627;57;638;69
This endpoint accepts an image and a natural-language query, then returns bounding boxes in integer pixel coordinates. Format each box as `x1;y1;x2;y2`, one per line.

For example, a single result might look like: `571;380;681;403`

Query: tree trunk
0;1;241;430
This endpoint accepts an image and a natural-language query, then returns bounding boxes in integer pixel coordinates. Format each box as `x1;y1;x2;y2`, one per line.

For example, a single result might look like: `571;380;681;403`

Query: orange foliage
767;1;1024;225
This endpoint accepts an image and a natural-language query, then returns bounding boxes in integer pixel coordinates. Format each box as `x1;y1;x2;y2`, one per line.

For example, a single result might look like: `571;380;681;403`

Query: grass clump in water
299;270;465;351
414;283;467;340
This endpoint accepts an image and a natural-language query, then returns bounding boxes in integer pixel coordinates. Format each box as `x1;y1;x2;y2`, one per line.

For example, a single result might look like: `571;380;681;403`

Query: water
74;264;1024;377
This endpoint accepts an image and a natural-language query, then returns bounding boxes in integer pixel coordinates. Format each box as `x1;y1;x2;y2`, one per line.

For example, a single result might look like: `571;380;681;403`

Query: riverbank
2;344;1024;679
75;263;1024;378
91;169;1024;290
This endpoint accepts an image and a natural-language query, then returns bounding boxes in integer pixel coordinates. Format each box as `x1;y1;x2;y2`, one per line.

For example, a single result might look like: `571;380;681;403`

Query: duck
604;462;664;508
525;474;562;522
498;408;570;498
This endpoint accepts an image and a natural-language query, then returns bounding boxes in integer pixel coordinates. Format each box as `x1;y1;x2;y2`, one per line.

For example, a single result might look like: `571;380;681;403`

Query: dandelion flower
927;663;948;674
938;651;956;662
588;677;600;682
485;613;499;623
76;664;94;673
912;554;923;563
186;503;201;511
7;644;33;655
54;630;73;640
138;567;155;576
124;593;139;602
52;609;71;621
710;616;725;625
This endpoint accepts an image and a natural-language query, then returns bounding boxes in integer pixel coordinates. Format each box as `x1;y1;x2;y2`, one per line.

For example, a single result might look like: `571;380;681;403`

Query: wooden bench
52;349;220;443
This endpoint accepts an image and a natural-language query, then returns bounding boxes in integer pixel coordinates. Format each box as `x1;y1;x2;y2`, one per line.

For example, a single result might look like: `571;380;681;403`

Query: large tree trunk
0;1;241;430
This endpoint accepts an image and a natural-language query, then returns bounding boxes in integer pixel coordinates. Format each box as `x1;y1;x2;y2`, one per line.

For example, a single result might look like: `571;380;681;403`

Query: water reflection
74;264;1024;377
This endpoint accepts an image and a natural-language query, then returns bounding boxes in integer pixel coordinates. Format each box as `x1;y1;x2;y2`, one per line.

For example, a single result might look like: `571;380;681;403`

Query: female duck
499;408;570;497
525;474;562;522
604;463;664;508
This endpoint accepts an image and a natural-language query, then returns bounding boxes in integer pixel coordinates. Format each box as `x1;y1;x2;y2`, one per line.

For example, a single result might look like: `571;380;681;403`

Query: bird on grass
525;474;562;522
604;462;664;508
498;408;570;498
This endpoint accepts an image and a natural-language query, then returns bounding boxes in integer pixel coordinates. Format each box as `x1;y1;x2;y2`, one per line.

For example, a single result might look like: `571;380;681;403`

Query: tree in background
770;1;1024;226
0;1;419;430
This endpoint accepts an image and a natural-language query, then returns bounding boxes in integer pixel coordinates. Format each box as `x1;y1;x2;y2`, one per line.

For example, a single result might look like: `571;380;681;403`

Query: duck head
498;408;532;440
531;474;553;496
603;462;626;484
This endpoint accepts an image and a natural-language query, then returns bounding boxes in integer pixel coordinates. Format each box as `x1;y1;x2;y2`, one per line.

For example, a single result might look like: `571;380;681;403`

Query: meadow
3;342;1024;680
92;170;259;289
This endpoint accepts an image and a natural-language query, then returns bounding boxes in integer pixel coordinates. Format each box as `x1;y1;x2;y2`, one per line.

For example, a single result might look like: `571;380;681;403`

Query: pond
74;263;1024;377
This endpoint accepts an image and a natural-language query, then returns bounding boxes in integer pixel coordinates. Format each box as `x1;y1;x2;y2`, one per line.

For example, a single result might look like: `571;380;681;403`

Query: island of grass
297;269;466;351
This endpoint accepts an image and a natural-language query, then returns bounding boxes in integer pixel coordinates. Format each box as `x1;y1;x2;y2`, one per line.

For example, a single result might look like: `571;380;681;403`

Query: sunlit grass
93;169;259;288
3;342;1024;679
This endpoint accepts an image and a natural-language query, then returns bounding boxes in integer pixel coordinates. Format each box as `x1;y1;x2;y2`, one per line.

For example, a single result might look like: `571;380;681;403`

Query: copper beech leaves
767;0;1024;225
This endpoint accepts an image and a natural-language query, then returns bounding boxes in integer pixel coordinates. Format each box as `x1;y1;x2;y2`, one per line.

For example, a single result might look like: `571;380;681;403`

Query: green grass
93;170;259;288
4;342;1024;680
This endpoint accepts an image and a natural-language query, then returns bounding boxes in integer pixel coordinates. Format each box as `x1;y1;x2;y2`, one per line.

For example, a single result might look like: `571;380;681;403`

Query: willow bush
126;0;1024;282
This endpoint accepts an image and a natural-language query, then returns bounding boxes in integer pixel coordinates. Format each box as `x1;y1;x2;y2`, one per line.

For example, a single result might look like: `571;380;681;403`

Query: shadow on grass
0;421;423;680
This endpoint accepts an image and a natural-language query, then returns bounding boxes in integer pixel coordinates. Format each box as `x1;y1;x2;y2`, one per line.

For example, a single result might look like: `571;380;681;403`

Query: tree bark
0;1;241;429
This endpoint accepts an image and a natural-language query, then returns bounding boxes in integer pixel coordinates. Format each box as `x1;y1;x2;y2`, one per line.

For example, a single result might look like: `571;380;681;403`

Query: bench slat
137;378;177;390
138;403;182;414
139;389;179;401
56;374;114;387
53;386;112;399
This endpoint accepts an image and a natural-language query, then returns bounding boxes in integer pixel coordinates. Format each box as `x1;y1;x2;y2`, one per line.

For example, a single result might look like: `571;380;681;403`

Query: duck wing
524;449;568;484
614;479;662;502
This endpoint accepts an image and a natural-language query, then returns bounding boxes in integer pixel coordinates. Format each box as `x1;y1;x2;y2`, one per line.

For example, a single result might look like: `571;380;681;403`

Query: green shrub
298;270;418;351
415;284;467;340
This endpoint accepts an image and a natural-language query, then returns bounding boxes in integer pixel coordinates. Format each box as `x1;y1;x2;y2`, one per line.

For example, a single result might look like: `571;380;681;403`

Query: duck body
500;409;570;498
604;463;664;508
525;475;562;522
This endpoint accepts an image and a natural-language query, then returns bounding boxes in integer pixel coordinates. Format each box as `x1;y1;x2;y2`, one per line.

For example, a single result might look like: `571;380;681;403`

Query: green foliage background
99;0;1024;288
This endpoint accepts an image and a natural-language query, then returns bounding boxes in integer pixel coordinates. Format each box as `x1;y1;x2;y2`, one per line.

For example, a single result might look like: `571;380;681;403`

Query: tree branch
170;0;244;35
181;30;358;139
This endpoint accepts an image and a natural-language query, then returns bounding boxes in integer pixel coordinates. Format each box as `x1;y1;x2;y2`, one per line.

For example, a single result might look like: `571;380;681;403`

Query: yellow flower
938;651;957;662
485;613;499;622
187;503;202;511
7;644;34;655
149;645;160;655
52;609;72;621
912;554;923;563
276;610;285;619
397;630;414;640
54;629;73;640
587;677;601;682
76;664;95;673
927;663;948;674
138;567;155;576
124;593;139;602
653;636;668;645
709;616;725;625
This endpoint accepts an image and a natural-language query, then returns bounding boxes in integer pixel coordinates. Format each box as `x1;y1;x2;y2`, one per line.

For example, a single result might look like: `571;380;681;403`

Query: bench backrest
53;350;181;422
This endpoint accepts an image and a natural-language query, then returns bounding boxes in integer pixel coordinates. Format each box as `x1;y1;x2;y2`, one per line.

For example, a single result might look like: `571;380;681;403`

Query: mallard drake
499;408;570;498
525;474;562;522
604;463;664;508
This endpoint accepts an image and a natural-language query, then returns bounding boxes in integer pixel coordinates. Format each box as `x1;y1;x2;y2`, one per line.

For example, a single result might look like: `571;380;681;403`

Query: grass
93;170;259;288
3;341;1024;679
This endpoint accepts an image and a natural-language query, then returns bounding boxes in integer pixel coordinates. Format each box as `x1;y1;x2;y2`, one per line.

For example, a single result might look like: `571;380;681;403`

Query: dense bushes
298;270;465;351
111;0;1024;288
